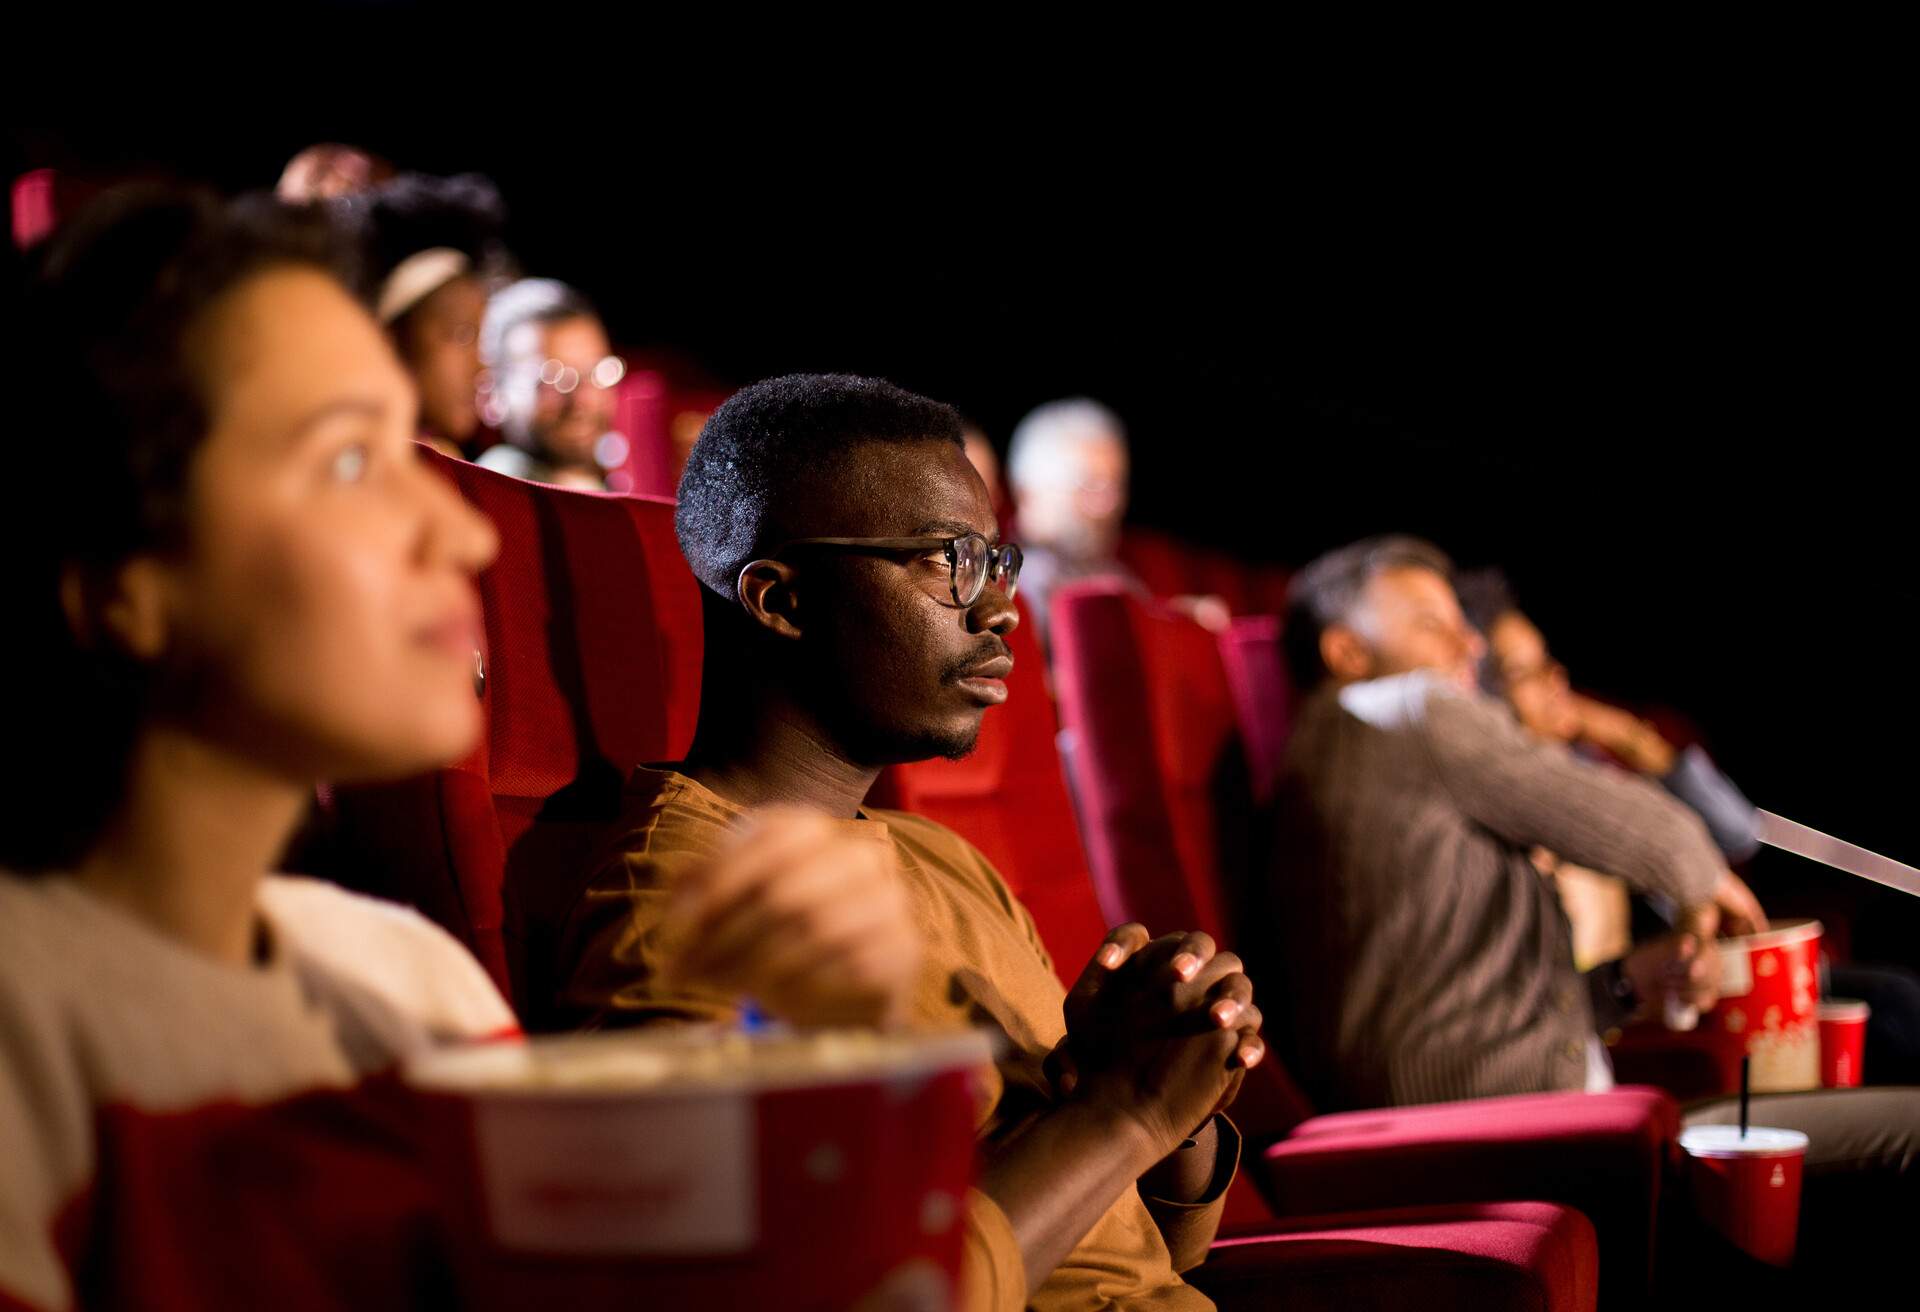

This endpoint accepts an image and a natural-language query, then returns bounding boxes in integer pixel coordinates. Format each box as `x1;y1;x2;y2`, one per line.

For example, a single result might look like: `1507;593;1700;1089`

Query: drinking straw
1739;1056;1751;1139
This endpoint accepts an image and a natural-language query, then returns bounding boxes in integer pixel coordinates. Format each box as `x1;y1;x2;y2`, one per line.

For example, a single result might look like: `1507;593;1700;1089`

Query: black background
9;73;1914;962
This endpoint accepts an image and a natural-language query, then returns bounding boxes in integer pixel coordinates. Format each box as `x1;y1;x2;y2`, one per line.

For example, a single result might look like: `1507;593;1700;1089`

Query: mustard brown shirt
551;766;1234;1311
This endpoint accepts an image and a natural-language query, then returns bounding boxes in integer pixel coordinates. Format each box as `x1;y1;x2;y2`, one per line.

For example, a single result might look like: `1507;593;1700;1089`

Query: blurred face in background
151;267;498;782
1323;566;1485;693
1487;609;1581;742
1011;429;1128;562
393;274;488;443
498;314;620;469
962;425;1005;514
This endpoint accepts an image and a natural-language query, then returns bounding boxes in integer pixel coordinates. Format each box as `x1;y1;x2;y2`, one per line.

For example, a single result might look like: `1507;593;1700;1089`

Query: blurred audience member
275;142;394;203
0;186;511;1308
1459;567;1920;1084
1008;398;1228;641
353;173;511;461
476;278;625;490
962;419;1011;528
1259;535;1916;1275
1266;535;1761;1111
1457;569;1758;862
1007;399;1135;635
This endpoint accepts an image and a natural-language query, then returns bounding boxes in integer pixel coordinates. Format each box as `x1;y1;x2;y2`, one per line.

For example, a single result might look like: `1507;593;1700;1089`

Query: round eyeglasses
536;355;626;395
771;532;1022;607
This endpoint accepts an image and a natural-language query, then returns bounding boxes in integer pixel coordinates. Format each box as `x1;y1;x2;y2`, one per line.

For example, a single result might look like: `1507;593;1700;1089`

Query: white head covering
375;247;471;325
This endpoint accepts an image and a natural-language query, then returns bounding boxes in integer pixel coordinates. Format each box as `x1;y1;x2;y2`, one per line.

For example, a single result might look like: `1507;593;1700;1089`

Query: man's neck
682;699;879;820
72;727;310;967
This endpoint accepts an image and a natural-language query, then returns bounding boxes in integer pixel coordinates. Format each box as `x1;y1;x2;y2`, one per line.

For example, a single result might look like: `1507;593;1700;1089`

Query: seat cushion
1194;1200;1598;1312
1257;1088;1676;1301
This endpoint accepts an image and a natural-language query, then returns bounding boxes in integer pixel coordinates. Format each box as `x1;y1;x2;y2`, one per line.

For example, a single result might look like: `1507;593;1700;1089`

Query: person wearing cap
352;172;512;462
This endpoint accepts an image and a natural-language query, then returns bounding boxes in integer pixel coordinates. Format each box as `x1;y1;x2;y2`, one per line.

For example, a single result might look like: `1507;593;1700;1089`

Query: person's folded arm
1412;680;1724;909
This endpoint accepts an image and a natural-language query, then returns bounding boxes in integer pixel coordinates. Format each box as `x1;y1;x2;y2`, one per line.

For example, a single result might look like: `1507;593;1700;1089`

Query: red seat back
1050;582;1243;941
868;605;1110;985
1051;580;1317;1135
316;449;703;1014
1216;615;1293;805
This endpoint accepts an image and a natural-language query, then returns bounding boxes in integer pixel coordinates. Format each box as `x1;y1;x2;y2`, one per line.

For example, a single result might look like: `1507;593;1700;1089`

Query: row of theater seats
304;446;1673;1310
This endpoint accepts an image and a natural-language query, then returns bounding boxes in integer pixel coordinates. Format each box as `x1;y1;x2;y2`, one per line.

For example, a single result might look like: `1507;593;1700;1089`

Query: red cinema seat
867;603;1110;985
1215;615;1291;806
315;448;703;1017
1049;581;1677;1301
606;366;680;498
1196;1201;1598;1312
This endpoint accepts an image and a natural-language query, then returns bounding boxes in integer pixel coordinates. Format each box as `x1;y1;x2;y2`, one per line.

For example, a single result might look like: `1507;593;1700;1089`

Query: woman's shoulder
259;876;519;1042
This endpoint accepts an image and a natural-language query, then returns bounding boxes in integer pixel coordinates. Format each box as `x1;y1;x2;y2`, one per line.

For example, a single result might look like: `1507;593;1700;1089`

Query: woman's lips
414;609;483;660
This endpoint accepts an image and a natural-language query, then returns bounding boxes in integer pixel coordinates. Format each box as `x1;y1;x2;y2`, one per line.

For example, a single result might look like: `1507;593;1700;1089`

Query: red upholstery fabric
64;1078;450;1312
867;604;1110;984
1260;1088;1677;1301
1049;582;1243;943
1215;615;1291;805
608;367;680;499
1118;528;1256;615
11;169;56;249
1197;1201;1598;1312
317;449;703;1014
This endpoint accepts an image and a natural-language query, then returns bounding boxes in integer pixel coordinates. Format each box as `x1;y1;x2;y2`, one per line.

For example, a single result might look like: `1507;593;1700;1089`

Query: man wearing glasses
476;277;628;489
546;373;1262;1310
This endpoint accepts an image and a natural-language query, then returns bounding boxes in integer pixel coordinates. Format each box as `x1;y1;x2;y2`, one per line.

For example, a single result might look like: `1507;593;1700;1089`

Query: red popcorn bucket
1817;998;1870;1088
1700;919;1823;1094
407;1028;993;1310
1678;1125;1809;1267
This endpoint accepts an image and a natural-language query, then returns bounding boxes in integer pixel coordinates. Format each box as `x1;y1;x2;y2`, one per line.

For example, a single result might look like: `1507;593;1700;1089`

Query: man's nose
967;582;1020;636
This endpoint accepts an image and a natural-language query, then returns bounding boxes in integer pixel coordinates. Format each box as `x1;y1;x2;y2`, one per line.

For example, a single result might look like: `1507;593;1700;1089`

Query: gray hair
1006;397;1127;492
1283;535;1455;690
480;277;597;366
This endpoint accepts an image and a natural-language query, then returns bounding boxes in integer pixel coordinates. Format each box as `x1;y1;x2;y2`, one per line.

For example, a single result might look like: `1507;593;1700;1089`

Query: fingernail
1098;944;1124;968
1210;1000;1242;1027
1173;953;1201;980
1240;1044;1263;1069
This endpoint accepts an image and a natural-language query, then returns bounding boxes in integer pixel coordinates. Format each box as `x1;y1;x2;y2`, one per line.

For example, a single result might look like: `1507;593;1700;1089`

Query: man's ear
61;557;174;662
1319;623;1373;684
736;559;805;641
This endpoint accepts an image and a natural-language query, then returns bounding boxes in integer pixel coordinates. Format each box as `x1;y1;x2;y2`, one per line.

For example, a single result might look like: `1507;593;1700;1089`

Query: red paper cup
407;1028;993;1310
1678;1125;1808;1267
1818;998;1869;1088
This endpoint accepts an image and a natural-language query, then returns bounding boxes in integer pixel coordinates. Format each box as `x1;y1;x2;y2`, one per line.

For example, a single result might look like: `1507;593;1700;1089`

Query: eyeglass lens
950;535;1021;605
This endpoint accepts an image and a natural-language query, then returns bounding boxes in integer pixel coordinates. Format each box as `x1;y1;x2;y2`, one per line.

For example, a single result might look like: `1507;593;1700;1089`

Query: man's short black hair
1283;534;1455;692
675;373;965;599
